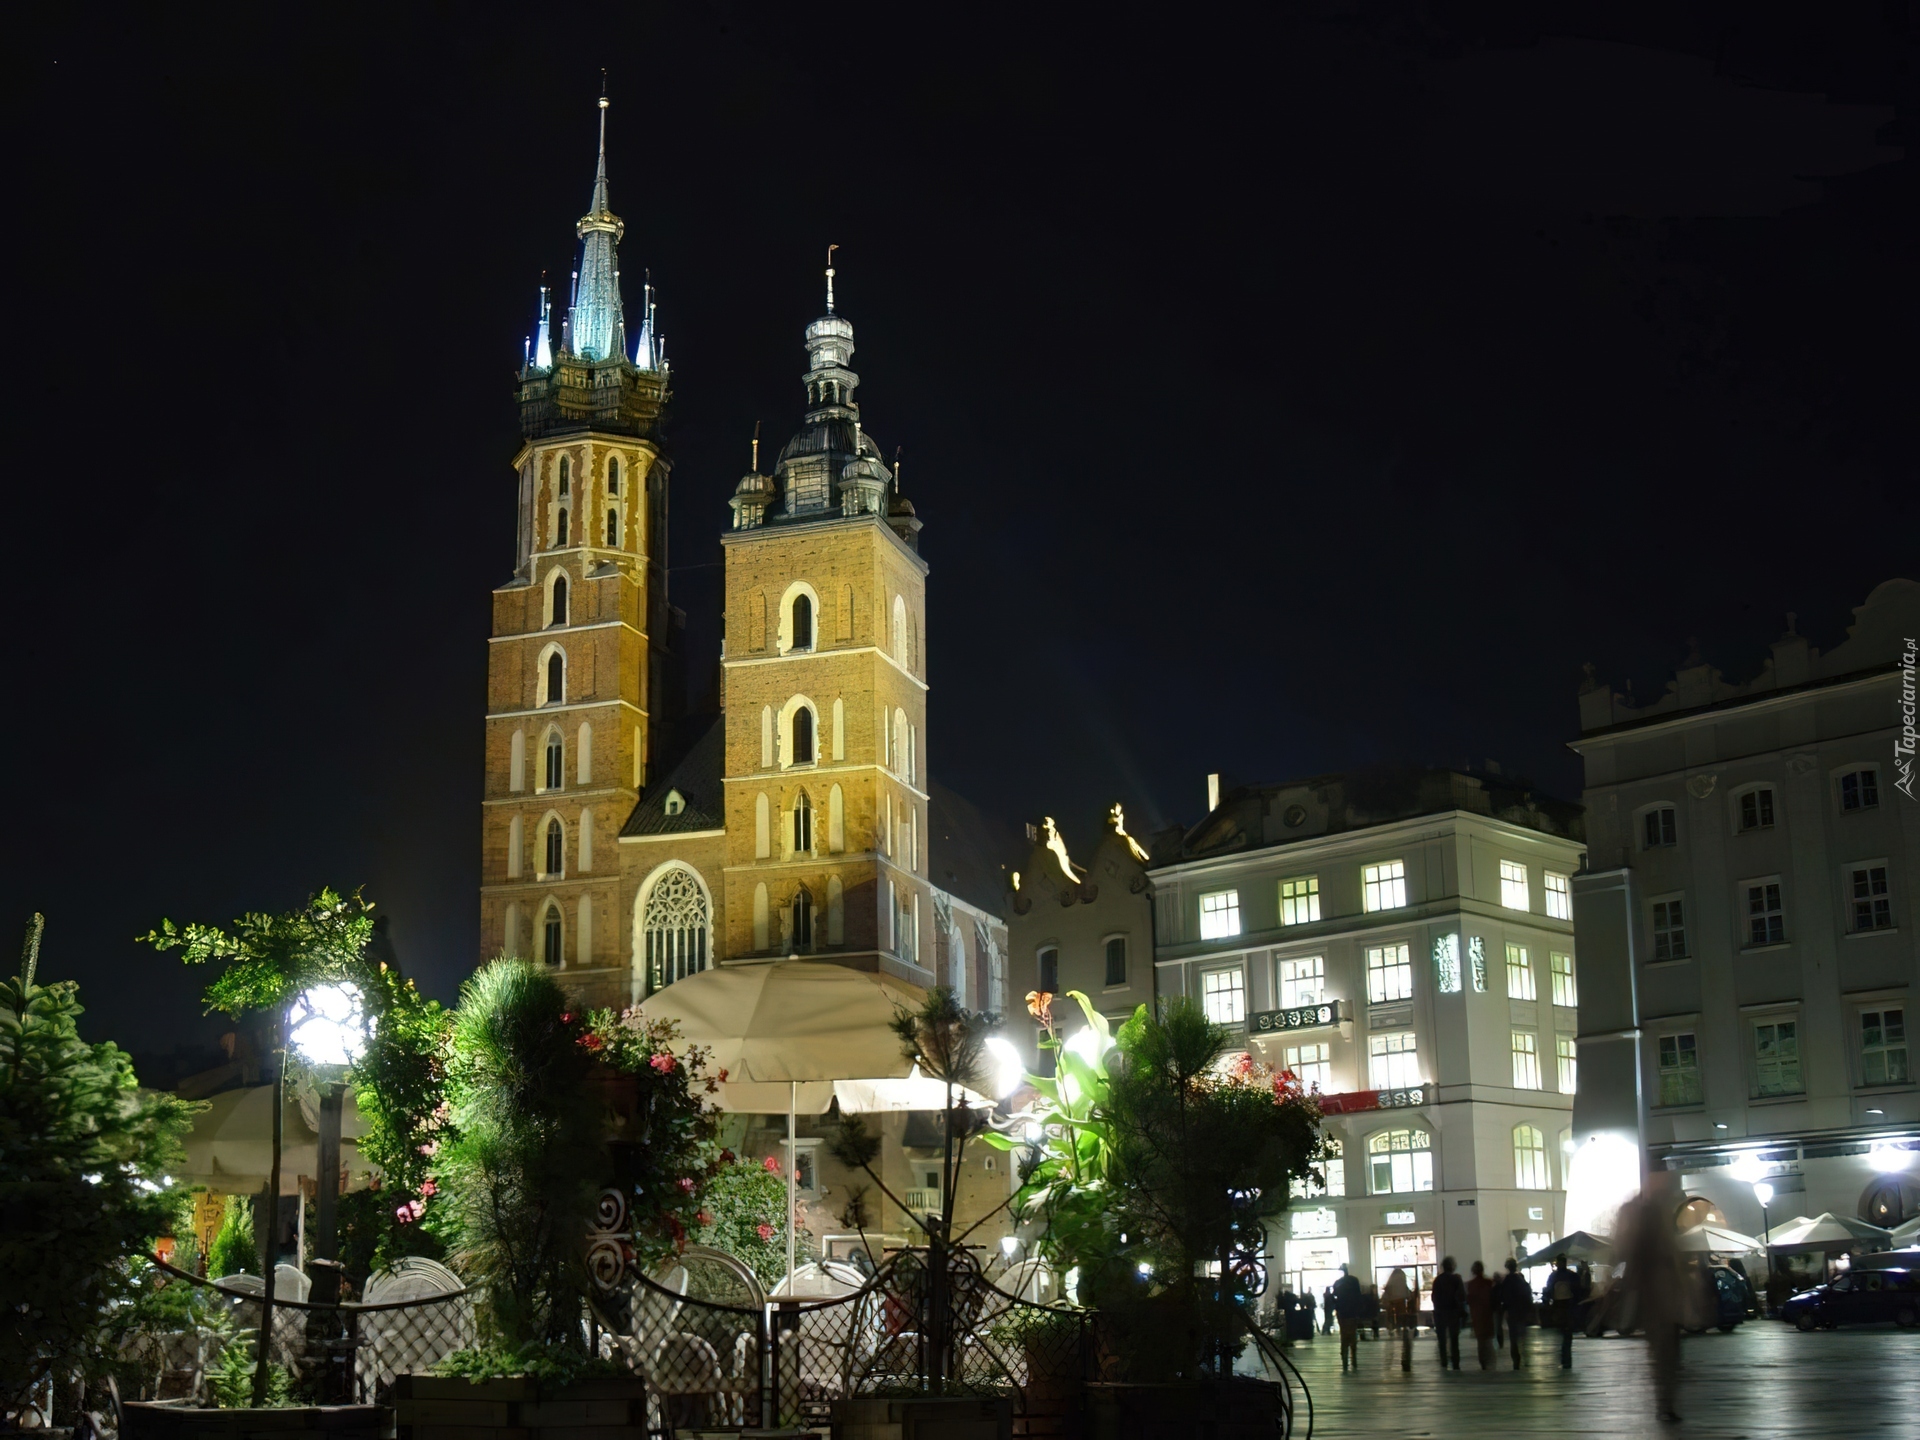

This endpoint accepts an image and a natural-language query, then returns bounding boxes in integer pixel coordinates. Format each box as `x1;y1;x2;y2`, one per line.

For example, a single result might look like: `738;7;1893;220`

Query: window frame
1511;1030;1542;1091
1365;941;1413;1004
1277;953;1326;1009
1857;1004;1909;1089
1549;950;1578;1007
1742;876;1786;949
1279;875;1321;926
1361;859;1408;913
1556;1035;1577;1094
1505;943;1536;1001
1367;1030;1419;1089
1845;861;1894;934
1649;893;1689;962
1544;871;1572;921
1198;889;1242;941
1200;966;1247;1026
1499;859;1531;912
1366;1127;1434;1195
1749;1013;1805;1100
1281;1040;1333;1096
1102;934;1129;989
1640;804;1678;849
541;902;564;967
1655;1030;1703;1107
1734;784;1777;833
1513;1124;1550;1190
1837;766;1881;814
1036;946;1059;995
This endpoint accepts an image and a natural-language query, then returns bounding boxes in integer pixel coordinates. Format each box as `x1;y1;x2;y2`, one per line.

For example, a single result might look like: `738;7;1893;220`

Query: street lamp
1753;1181;1775;1304
288;983;369;1304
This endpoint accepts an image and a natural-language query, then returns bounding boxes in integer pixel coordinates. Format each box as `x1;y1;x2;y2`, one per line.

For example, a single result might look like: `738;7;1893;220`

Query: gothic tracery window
556;508;569;546
542;904;563;966
645;866;711;991
546;651;565;704
545;818;563;876
792;791;813;853
544;732;563;790
551;574;568;626
792;706;815;765
791;886;815;951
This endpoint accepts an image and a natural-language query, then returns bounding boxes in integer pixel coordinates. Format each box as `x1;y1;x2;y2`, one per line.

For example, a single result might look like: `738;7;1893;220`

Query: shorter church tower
479;91;678;999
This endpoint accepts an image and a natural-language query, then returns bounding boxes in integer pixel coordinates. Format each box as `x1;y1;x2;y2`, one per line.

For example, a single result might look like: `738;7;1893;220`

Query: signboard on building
1291;1206;1339;1238
1384;1210;1416;1226
1248;1000;1343;1035
1317;1085;1427;1116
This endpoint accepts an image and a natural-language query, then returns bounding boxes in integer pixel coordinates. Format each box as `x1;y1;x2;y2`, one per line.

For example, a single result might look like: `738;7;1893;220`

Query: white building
1150;767;1586;1301
1570;580;1920;1250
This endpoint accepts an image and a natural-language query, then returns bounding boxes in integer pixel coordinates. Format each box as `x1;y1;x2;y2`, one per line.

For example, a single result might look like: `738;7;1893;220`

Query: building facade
1147;768;1585;1301
1570;580;1920;1244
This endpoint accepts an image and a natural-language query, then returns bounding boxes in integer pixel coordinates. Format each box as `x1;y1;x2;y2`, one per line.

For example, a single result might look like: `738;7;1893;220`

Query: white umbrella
641;960;928;1289
1517;1230;1614;1266
1677;1222;1763;1254
1890;1215;1920;1247
1763;1212;1893;1252
178;1085;323;1193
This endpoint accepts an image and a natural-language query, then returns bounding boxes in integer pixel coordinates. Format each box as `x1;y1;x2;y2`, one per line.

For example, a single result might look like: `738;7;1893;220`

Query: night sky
9;5;1915;1062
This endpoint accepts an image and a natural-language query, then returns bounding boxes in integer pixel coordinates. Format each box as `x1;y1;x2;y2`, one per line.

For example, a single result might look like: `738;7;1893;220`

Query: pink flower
697;1210;714;1227
419;1179;437;1198
561;1013;574;1024
649;1053;677;1073
717;1068;729;1083
580;1032;604;1051
757;1223;776;1242
395;1204;412;1224
677;1177;696;1193
418;1140;439;1157
763;1156;781;1174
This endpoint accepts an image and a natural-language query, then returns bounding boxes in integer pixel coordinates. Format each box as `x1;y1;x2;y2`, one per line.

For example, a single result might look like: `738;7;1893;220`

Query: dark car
1779;1267;1920;1331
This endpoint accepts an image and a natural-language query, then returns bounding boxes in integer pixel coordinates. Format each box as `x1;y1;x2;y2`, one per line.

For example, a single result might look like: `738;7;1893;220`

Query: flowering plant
691;1154;804;1285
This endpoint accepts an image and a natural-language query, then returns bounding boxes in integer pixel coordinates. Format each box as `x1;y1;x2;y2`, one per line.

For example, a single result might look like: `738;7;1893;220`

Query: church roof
620;717;726;836
927;780;1019;919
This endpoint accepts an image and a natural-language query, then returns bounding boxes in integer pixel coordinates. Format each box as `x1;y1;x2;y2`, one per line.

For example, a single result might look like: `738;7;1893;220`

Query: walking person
1621;1185;1686;1423
1545;1254;1580;1369
1366;1284;1381;1340
1430;1256;1465;1370
1500;1257;1532;1368
1300;1288;1317;1340
1331;1263;1365;1371
1384;1266;1415;1372
1323;1284;1337;1335
1466;1261;1497;1370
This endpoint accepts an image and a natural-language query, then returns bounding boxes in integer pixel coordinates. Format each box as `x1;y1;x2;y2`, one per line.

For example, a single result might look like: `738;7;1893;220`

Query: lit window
1550;951;1577;1007
1505;944;1535;1000
1643;806;1677;848
1545;871;1571;921
791;707;815;765
792;792;813;853
1292;1134;1344;1197
1104;937;1128;987
1556;1036;1577;1094
1651;898;1688;960
1861;1008;1908;1086
1199;890;1241;940
1362;861;1407;912
1202;968;1246;1025
662;789;684;816
551;574;569;626
1850;866;1892;932
1365;942;1412;1004
791;593;813;651
1511;1031;1541;1090
1280;876;1320;925
544;733;563;790
544;818;563;876
1739;788;1775;831
1746;882;1785;946
1500;860;1530;911
542;905;563;966
1752;1019;1802;1098
1514;1125;1549;1189
644;865;710;991
1368;1031;1419;1089
1367;1128;1433;1194
1282;1041;1331;1094
1840;768;1879;812
1657;1033;1701;1106
1278;955;1325;1008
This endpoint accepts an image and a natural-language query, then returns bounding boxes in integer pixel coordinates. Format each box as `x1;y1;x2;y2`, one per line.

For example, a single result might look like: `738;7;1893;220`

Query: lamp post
1753;1181;1775;1307
287;983;369;1306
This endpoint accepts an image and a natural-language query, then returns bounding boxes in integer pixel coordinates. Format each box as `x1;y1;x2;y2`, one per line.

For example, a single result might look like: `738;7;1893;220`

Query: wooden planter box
120;1402;388;1440
391;1375;650;1440
831;1395;1013;1440
1085;1380;1286;1440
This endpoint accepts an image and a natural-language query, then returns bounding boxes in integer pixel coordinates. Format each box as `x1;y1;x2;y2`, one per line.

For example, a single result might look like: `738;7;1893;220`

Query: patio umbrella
1762;1212;1893;1252
177;1084;324;1193
1677;1222;1763;1254
641;960;928;1289
1891;1215;1920;1247
1518;1230;1614;1266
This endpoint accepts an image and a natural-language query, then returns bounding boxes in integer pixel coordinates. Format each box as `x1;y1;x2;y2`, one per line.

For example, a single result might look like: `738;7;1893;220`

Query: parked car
1779;1267;1920;1331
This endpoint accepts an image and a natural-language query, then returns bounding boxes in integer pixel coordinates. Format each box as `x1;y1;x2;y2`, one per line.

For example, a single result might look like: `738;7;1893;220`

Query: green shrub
694;1156;795;1284
208;1337;290;1408
207;1195;258;1279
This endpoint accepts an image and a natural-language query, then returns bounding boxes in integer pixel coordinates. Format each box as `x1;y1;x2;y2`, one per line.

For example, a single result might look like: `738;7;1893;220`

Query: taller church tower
479;92;678;982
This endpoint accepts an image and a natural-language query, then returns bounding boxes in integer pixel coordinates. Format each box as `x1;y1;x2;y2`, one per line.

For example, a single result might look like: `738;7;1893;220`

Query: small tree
0;916;196;1420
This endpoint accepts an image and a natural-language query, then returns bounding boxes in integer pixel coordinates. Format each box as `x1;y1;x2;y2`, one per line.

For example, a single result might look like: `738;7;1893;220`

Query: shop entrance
1371;1230;1436;1296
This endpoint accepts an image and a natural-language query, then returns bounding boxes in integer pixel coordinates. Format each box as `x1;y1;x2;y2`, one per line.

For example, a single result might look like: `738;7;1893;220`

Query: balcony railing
904;1187;942;1214
1248;998;1344;1035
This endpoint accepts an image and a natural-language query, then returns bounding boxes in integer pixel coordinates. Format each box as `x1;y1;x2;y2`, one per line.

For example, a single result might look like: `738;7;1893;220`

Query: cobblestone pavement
1279;1320;1920;1438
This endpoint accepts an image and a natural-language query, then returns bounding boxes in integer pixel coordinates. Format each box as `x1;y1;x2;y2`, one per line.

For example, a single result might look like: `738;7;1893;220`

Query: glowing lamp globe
1063;1026;1112;1067
984;1036;1025;1099
288;983;369;1068
1868;1142;1911;1174
1752;1181;1774;1208
1728;1153;1767;1185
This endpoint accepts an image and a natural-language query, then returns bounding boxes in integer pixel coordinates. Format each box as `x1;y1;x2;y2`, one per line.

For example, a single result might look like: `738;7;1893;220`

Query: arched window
792;791;813;854
551;574;568;626
507;814;523;878
792;593;813;651
791;886;815;951
1514;1125;1549;1189
792;706;815;765
829;784;845;852
542;904;563;966
509;730;526;791
578;806;593;871
544;732;563;790
606;509;619;546
1367;1129;1434;1194
545;818;564;876
832;697;844;760
755;793;771;859
546;651;565;705
642;865;710;992
891;595;907;664
607;456;620;495
556;508;570;546
576;722;592;784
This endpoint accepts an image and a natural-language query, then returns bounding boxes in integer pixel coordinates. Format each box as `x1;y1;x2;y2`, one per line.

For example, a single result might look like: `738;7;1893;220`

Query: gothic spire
533;278;553;370
567;85;626;363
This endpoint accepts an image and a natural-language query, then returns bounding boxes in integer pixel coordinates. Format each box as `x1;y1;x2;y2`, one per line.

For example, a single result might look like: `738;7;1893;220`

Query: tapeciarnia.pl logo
1898;637;1918;801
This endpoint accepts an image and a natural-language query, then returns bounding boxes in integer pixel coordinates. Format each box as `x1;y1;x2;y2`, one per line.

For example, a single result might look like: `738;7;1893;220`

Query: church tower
715;258;933;985
479;90;677;987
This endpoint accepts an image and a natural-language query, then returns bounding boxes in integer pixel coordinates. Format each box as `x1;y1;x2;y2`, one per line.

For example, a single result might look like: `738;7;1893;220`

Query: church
478;95;1011;1017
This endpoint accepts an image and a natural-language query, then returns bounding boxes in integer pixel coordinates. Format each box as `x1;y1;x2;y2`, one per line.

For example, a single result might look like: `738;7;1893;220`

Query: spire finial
752;420;762;474
826;243;838;314
892;445;902;491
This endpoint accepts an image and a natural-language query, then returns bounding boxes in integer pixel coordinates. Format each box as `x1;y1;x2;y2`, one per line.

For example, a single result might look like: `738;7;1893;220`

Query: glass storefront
1284;1236;1351;1303
1371;1230;1436;1294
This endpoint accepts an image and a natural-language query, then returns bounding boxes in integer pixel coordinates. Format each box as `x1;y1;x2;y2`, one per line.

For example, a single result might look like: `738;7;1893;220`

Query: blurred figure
1323;1284;1336;1334
1500;1256;1532;1368
1431;1256;1465;1370
1466;1260;1497;1369
1546;1254;1580;1368
1301;1287;1316;1339
1620;1178;1686;1423
1384;1266;1415;1372
1366;1282;1381;1340
1332;1262;1364;1371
